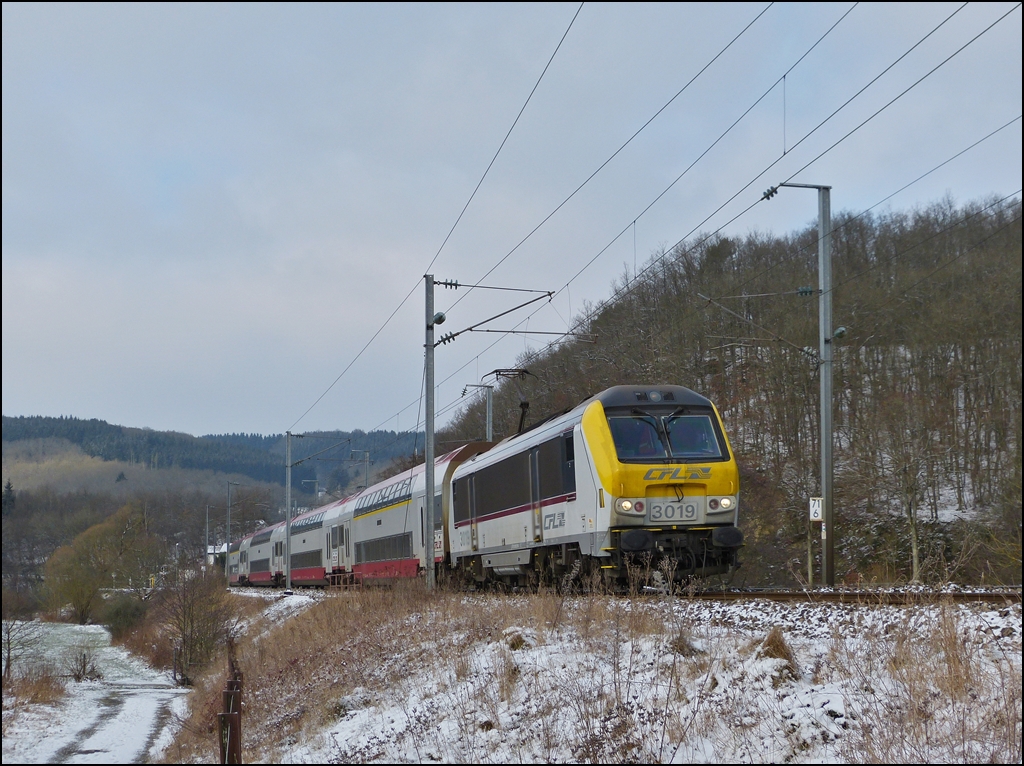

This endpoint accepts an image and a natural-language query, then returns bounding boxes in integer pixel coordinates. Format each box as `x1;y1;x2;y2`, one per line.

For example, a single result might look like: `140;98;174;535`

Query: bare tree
2;587;42;686
157;566;233;686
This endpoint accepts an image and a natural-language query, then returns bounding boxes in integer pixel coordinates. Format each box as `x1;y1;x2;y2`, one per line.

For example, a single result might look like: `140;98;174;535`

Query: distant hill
2;416;425;489
200;428;426;492
2;415;303;485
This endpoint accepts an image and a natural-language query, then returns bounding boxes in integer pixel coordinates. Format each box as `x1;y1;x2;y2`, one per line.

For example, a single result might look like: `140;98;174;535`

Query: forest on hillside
1;422;425;589
1;416;424;492
440;195;1022;585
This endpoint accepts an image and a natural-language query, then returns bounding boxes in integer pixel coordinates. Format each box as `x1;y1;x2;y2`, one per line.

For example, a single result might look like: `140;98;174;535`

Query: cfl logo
644;467;712;481
544;512;566;530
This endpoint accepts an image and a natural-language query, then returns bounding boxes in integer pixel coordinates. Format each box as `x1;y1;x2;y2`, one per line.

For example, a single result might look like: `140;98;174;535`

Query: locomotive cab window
607;407;728;463
608;415;668;460
665;414;723;459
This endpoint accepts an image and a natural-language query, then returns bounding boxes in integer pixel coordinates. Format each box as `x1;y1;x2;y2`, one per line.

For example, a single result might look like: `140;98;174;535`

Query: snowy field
279;594;1022;764
3;590;1021;764
1;622;188;765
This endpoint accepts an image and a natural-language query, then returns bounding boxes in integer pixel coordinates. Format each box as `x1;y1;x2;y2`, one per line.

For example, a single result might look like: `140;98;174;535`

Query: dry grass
829;598;1022;764
2;660;66;708
758;625;800;683
158;587;1022;764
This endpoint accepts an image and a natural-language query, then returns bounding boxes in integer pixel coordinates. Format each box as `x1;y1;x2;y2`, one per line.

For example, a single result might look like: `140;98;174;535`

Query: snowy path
2;623;189;765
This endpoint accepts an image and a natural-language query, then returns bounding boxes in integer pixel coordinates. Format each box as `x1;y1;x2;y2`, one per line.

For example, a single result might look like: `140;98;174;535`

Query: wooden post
218;639;244;763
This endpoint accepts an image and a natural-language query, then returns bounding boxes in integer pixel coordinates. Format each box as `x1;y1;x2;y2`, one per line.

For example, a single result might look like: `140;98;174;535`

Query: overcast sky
3;2;1021;437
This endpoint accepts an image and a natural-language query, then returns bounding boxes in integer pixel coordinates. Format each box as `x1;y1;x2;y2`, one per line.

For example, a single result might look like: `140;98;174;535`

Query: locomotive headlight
610;497;643;514
707;496;736;514
615;498;642;514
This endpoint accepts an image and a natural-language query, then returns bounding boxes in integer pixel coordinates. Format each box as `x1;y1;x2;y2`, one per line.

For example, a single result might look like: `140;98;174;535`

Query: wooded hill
1;416;424;491
440;195;1022;584
1;421;426;590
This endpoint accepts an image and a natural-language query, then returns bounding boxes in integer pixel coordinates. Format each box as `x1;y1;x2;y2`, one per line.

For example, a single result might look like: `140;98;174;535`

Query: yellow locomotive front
581;385;743;583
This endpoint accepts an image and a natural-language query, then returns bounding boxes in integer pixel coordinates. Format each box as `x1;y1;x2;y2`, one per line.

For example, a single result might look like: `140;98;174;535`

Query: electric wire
701;190;1021;352
422;136;1020;456
557;1;1019;335
780;3;1021;184
444;2;776;313
719;114;1022;298
301;4;1021;460
434;124;1023;431
450;0;963;323
865;212;1021;317
286;3;584;432
337;190;1023;463
359;204;1023;466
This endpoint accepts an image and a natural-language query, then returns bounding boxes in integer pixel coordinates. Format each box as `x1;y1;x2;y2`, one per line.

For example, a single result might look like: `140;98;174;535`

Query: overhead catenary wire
779;3;1021;185
358;183;1021;460
406;4;861;424
864;211;1022;317
350;195;1023;459
286;3;584;432
291;2;776;441
720;114;1022;298
699;191;1022;352
451;0;963;323
301;5;1021;456
554;1;1019;338
432;123;1022;430
445;2;776;314
408;115;1022;454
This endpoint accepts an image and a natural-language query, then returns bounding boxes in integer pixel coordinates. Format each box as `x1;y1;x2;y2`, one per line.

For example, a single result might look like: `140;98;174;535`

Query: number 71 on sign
809;497;823;522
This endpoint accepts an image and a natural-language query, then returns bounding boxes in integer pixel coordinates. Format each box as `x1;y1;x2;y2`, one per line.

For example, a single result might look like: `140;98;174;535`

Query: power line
866;212;1021;317
700;192;1021;352
474;0;968;323
725;114;1022;296
315;3;779;445
364;126;1019;448
287;4;584;431
346;192;1023;457
561;1;1019;330
308;4;1021;447
417;5;854;410
445;2;776;313
781;3;1022;183
461;128;1022;411
377;206;1023;461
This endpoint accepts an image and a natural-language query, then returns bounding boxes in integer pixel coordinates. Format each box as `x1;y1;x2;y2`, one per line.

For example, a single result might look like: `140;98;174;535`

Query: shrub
100;593;148;641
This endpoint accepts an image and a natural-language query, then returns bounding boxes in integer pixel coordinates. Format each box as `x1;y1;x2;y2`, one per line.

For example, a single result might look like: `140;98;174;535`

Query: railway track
682;587;1022;605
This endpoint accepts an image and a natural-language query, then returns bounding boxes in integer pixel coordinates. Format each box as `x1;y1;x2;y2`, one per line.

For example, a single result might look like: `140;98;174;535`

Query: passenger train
227;385;743;590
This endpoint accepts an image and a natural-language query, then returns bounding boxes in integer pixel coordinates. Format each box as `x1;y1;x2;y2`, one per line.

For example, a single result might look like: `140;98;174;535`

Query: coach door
339;522;350;570
273;540;283;576
329;525;340;570
530;448;542;542
469;476;479;551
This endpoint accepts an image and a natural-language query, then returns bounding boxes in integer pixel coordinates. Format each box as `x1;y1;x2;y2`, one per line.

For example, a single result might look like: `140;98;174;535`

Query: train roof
588;384;714;409
454;384;717;472
500;385;715;443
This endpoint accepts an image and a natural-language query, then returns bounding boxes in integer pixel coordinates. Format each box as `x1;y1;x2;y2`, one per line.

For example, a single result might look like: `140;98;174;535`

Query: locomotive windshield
607;409;725;462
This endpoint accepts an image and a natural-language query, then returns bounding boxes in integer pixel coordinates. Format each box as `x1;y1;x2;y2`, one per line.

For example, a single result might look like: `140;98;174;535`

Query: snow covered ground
1;622;188;765
276;593;1022;764
3;590;1021;764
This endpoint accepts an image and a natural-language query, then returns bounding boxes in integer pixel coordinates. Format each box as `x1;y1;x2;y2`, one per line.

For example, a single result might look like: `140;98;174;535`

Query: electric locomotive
227;384;741;591
448;385;742;588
